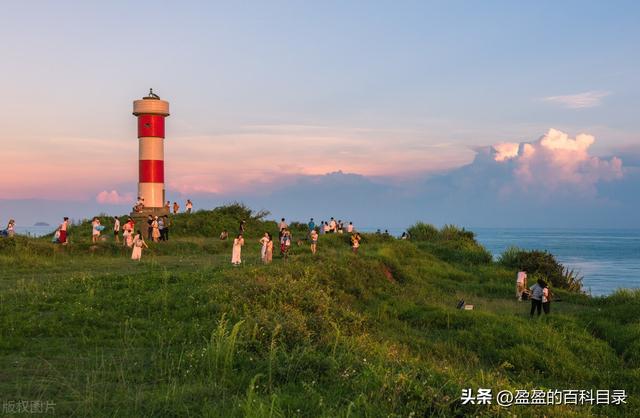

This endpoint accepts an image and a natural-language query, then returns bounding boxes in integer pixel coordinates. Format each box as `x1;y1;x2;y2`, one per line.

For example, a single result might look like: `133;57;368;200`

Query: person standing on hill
347;222;354;233
529;279;545;317
162;215;170;241
173;201;179;214
310;229;318;255
259;232;270;262
91;217;101;243
158;216;165;241
131;230;148;261
542;284;551;315
278;218;288;240
113;216;120;243
123;218;132;247
151;216;160;242
279;229;291;258
185;199;193;214
516;270;528;301
5;219;15;237
264;233;274;264
232;234;245;266
308;218;315;232
329;217;337;233
350;232;361;254
165;201;171;212
58;217;69;245
239;220;246;234
323;221;330;234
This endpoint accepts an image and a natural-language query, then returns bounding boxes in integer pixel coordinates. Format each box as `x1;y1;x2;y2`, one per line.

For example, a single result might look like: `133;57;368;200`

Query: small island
34;222;50;226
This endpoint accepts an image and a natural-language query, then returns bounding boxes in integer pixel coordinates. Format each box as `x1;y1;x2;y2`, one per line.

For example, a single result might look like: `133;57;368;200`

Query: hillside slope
0;206;638;417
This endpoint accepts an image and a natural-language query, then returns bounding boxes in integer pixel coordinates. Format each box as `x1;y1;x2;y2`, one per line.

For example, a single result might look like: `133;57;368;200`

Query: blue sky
1;1;639;227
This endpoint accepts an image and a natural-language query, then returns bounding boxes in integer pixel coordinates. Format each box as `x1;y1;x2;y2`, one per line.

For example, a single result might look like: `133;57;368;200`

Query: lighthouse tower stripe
139;160;164;183
137;115;165;138
139;183;164;208
139;137;164;160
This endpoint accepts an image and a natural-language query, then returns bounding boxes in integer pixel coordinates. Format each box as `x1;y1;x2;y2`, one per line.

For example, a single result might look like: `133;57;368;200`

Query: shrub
499;247;583;292
407;222;492;265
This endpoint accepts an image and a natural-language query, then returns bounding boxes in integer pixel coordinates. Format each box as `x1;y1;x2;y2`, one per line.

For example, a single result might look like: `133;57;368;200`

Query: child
310;229;318;254
131;231;148;261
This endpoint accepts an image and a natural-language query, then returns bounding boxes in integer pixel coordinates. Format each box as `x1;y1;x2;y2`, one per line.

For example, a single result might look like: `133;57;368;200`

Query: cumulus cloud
490;128;623;192
542;91;610;109
96;190;134;204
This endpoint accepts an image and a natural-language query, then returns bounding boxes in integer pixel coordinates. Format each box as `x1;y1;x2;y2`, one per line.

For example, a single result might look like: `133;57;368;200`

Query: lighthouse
133;89;170;215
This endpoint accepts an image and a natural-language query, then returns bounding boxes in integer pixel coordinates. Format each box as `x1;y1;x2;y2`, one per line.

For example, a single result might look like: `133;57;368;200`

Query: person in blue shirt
308;218;315;231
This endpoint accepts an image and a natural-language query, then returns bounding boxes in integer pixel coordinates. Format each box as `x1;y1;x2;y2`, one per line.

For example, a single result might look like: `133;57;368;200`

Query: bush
407;222;492;265
499;247;583;292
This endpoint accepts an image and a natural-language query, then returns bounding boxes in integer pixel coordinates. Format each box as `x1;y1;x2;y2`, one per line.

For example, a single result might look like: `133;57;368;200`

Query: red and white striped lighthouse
133;89;170;210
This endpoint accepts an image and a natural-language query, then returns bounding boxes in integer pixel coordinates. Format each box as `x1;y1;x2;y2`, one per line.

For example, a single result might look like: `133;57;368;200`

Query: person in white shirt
185;199;193;214
113;217;121;243
91;218;101;243
516;270;528;301
347;222;354;233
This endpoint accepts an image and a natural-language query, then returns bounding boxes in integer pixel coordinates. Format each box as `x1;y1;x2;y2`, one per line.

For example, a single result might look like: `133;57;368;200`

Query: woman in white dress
231;234;245;265
131;231;148;261
259;232;269;262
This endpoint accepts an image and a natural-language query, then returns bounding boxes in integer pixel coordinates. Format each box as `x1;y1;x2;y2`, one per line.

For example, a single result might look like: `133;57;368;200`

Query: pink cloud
492;128;623;192
96;190;133;204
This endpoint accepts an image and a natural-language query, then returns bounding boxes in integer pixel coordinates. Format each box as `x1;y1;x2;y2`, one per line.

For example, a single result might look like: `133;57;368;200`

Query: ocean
473;228;640;297
11;225;640;296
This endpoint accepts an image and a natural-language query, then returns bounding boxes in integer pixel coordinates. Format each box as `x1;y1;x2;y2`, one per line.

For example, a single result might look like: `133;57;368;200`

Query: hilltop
0;205;638;417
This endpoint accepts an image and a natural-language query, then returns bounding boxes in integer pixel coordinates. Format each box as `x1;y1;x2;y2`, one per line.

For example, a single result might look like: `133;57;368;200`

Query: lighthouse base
129;207;170;230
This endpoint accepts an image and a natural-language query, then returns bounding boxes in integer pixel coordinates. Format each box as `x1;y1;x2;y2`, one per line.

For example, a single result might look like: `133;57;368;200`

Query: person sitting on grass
131;230;148;261
310;229;318;255
231;234;245;266
529;278;546;317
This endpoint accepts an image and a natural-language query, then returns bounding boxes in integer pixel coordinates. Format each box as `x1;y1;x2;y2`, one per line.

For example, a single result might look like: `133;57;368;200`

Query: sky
1;1;639;228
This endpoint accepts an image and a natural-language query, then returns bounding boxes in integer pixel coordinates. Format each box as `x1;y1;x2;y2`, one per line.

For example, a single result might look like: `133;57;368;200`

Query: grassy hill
0;205;638;417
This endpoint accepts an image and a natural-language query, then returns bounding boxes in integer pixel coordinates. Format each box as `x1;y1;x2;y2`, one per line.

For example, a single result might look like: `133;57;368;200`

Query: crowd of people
225;217;363;266
133;197;194;215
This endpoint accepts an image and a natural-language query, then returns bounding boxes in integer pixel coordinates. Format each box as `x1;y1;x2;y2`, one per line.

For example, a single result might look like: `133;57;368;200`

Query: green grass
0;208;638;417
